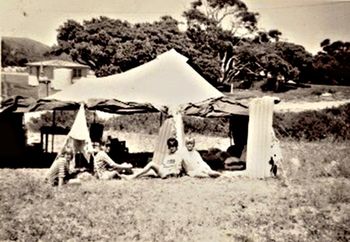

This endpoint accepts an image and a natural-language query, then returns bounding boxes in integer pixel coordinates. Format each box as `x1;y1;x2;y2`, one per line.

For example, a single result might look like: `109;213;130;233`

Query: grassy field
1;73;38;99
0;140;349;242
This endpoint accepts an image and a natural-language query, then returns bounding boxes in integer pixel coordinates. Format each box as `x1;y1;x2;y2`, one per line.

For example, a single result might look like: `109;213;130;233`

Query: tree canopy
312;39;350;85
52;16;192;77
48;0;349;91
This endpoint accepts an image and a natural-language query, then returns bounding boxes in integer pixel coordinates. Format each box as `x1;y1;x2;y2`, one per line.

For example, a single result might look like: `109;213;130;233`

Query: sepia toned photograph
0;0;349;241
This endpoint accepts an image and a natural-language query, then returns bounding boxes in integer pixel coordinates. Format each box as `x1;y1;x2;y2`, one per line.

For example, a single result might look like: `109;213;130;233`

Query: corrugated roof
26;60;89;68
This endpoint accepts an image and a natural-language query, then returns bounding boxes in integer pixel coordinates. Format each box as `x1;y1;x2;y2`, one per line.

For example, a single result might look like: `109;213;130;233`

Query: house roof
26;60;90;68
45;49;224;109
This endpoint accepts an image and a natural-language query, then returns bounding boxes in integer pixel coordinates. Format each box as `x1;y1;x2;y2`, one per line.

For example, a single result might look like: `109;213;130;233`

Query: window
73;69;82;78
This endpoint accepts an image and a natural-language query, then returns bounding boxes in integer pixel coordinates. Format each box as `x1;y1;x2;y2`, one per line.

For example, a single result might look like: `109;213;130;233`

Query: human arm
175;153;185;174
100;151;132;169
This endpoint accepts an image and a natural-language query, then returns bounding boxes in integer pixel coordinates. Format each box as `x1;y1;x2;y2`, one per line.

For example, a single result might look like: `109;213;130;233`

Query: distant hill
1;37;51;67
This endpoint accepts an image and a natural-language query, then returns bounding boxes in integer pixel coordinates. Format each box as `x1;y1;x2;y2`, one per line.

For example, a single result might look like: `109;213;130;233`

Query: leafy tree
182;0;259;85
181;0;306;90
49;0;316;92
52;16;190;77
183;0;258;32
219;40;313;91
313;39;350;85
52;18;134;76
273;42;313;83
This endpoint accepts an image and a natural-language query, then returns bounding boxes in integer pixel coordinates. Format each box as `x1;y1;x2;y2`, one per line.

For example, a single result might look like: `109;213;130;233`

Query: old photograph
1;0;349;241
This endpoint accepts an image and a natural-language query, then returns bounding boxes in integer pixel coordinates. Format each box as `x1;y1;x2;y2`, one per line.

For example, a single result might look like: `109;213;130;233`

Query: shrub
274;103;350;141
27;110;106;132
105;114;229;137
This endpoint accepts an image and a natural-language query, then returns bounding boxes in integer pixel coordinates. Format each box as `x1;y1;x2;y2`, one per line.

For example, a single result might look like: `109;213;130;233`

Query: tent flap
68;104;91;141
0;96;37;113
86;99;158;114
29;99;80;112
182;96;249;117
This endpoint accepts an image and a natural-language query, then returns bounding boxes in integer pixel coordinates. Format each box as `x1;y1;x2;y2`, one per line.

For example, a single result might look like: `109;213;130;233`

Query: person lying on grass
182;137;221;178
94;141;133;180
122;137;183;179
45;147;79;186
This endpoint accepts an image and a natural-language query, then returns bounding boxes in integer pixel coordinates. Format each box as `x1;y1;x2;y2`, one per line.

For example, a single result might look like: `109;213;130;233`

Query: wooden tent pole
159;112;163;127
229;117;233;146
51;110;56;153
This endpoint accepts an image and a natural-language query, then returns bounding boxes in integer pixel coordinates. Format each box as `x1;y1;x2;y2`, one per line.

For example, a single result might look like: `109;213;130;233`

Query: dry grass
1;73;38;99
0;140;349;242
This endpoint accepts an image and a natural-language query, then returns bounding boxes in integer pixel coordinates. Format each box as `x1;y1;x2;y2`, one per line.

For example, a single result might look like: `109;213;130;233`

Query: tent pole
159;112;163;127
45;133;48;153
51;110;56;153
229;117;233;146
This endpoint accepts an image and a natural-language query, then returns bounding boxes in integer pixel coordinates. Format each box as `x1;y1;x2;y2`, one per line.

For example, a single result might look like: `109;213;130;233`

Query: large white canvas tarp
46;49;223;108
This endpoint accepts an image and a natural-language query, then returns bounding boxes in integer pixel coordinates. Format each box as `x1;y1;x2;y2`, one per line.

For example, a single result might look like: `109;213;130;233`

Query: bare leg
192;172;210;178
207;170;221;178
190;170;220;178
202;163;221;178
123;162;162;179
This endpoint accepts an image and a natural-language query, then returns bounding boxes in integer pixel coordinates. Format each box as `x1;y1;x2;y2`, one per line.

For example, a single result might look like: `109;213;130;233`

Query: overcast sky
0;0;349;54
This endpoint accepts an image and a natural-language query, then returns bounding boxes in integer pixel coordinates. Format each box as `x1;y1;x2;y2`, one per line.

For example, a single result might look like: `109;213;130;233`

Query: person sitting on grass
122;137;183;180
182;137;221;178
45;147;79;186
94;141;133;180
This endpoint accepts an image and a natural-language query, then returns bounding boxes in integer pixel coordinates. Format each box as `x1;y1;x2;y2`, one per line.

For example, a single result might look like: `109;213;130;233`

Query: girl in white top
182;137;221;178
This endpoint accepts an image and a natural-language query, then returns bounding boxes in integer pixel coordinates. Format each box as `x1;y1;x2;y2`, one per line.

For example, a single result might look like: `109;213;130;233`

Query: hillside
1;36;51;67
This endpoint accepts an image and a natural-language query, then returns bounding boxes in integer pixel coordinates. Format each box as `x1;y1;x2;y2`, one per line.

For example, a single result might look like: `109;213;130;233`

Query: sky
0;0;349;54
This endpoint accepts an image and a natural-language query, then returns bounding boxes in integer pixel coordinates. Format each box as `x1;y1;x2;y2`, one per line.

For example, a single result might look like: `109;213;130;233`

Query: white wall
52;68;72;90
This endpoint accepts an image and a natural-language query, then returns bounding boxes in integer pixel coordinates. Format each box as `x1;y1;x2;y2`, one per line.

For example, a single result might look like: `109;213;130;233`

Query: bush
105;113;161;134
105;114;229;137
27;110;105;132
274;103;350;141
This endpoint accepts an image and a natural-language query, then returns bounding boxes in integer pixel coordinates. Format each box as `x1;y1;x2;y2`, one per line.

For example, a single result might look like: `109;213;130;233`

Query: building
26;60;91;96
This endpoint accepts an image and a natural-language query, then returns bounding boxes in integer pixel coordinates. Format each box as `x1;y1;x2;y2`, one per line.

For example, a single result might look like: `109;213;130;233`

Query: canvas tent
28;49;226;165
1;49;282;179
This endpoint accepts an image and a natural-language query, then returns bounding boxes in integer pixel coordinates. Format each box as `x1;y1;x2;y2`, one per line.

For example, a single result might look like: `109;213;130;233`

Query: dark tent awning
1;96;159;114
86;99;159;114
29;99;79;112
2;95;248;117
182;96;249;117
0;96;36;113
